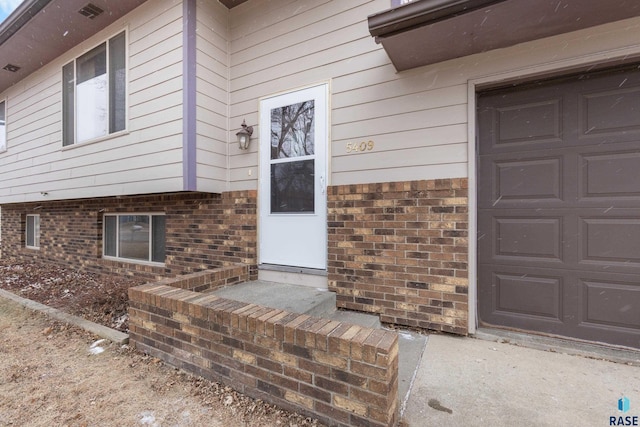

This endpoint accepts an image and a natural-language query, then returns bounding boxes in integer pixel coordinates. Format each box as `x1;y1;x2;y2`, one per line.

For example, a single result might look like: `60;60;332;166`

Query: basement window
26;214;40;249
103;213;165;264
63;31;126;146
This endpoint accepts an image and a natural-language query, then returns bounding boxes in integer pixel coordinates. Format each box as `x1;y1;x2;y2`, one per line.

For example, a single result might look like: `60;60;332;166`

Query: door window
269;100;316;213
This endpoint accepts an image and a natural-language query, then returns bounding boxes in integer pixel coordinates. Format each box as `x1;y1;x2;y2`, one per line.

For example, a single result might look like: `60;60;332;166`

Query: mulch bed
0;258;143;332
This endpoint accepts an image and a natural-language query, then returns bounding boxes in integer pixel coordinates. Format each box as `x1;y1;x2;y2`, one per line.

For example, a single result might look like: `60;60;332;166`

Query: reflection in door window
270;100;315;159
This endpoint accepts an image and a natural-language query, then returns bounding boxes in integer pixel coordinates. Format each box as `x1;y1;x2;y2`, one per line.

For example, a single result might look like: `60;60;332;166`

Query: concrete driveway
403;334;640;426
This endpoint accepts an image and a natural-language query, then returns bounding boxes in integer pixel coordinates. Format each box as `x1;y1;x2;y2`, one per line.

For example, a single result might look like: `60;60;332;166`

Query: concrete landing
210;280;383;329
209;280;427;413
403;334;640;426
209;280;336;318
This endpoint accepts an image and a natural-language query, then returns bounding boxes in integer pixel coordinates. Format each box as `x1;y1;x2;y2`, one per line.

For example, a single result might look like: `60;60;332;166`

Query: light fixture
236;120;253;150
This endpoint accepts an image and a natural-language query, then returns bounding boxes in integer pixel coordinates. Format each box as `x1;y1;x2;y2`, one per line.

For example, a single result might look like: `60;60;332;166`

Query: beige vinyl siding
228;0;640;190
196;0;230;193
230;1;467;189
0;0;185;204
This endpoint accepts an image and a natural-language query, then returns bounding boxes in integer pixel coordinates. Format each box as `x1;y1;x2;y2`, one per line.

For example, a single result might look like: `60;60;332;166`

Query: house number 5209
346;140;374;153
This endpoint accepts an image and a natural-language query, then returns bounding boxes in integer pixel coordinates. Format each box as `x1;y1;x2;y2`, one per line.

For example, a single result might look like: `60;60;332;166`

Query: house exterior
1;0;639;350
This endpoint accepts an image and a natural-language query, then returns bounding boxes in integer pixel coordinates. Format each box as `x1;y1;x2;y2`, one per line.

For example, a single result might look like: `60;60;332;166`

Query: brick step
207;279;426;418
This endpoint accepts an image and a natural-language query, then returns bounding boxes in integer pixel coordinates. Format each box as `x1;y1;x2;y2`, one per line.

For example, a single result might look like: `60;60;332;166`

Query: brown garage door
478;65;640;349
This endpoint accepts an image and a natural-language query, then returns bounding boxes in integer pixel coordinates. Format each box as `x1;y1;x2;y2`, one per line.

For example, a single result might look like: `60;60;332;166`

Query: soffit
0;0;147;94
369;0;640;71
218;0;249;8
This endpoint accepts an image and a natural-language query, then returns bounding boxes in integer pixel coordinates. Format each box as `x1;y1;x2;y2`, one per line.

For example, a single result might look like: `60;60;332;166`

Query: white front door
259;84;328;270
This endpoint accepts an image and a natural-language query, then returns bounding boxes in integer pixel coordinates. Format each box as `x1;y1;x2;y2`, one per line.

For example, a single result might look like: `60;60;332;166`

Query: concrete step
327;309;381;329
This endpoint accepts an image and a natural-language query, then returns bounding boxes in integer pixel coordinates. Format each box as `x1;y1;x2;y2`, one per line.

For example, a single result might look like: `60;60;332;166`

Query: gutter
368;0;506;39
0;0;52;46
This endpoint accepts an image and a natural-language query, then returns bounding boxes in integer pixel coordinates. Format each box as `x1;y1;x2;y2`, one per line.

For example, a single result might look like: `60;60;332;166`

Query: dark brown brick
257;380;285;399
314;375;348;395
283;342;312;359
331;368;367;387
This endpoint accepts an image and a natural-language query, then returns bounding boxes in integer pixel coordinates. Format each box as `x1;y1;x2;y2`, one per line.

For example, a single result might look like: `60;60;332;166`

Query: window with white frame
63;31;126;146
26;214;40;249
0;100;6;152
103;214;165;263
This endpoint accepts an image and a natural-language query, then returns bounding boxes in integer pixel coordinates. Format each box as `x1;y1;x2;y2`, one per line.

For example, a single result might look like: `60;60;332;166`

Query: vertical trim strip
183;0;197;191
467;80;478;335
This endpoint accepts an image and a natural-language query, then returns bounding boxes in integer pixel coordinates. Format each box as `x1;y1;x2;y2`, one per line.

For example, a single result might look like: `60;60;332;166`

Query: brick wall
0;191;257;281
155;265;249;293
129;276;399;427
327;179;469;335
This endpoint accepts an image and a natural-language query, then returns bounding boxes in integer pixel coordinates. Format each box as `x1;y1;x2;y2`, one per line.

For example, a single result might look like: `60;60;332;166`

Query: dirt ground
0;260;324;427
0;259;142;333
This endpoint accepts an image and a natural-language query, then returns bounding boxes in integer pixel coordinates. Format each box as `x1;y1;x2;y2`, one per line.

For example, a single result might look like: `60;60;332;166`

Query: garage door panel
580;279;640;330
495;217;562;261
494;272;563;320
581;151;640;198
478;154;569;209
479;266;569;335
496;99;562;145
478;210;576;268
580;218;640;264
580;86;640;137
496;157;562;201
478;97;565;155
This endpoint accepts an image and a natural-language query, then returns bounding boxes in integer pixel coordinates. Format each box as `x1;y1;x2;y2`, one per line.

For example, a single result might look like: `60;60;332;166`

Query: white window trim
61;129;129;152
25;214;40;249
62;29;129;147
102;212;165;266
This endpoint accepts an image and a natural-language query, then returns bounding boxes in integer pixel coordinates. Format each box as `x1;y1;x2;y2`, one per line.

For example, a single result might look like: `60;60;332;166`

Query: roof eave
0;0;52;45
368;0;640;72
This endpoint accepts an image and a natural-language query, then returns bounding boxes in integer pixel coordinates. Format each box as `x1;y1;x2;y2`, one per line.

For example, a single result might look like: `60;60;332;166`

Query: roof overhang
0;0;149;94
369;0;640;71
218;0;249;7
0;0;249;94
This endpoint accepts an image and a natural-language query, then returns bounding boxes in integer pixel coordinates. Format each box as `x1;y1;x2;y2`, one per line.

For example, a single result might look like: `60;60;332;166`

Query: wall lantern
236;120;253;150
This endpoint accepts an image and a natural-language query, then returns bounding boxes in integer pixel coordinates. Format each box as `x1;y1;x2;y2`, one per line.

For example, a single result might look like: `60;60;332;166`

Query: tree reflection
270;100;315;159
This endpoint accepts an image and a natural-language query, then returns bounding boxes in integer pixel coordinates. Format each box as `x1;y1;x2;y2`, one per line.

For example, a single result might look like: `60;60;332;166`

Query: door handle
320;175;325;195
